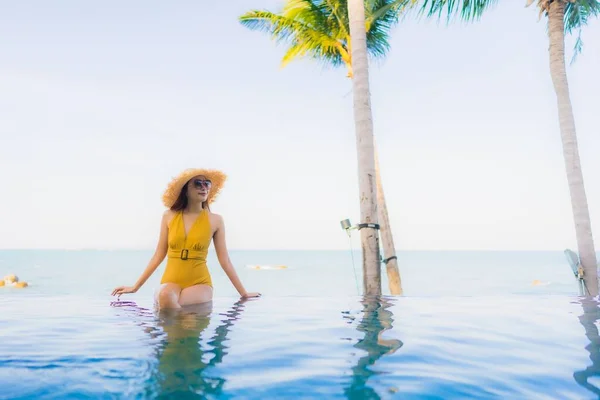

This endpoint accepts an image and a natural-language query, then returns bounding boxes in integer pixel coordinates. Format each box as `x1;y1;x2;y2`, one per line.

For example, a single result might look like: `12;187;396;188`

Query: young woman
111;168;260;308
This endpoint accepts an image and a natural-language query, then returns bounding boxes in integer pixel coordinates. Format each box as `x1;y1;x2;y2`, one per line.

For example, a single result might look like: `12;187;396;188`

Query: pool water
1;250;599;399
3;294;600;399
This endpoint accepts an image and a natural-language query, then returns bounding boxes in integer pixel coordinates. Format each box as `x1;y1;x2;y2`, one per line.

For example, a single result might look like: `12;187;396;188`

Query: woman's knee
155;283;182;308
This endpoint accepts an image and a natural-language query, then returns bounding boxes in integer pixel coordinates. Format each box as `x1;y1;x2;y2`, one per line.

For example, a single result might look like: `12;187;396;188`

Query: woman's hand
241;292;261;298
111;286;138;297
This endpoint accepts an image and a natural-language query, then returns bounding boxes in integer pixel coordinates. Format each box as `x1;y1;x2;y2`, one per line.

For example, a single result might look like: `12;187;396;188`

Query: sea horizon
0;247;584;252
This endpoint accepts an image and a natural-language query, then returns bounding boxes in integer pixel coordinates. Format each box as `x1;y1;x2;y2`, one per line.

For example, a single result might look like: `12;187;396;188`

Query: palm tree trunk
347;0;381;296
344;59;402;296
548;0;598;296
374;145;403;295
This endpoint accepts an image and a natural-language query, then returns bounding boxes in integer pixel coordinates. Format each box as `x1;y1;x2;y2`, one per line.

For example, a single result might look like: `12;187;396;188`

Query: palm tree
416;0;599;296
239;0;406;295
347;0;384;296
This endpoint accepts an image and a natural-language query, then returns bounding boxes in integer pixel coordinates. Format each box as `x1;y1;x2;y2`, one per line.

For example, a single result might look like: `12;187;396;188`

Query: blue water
1;250;599;399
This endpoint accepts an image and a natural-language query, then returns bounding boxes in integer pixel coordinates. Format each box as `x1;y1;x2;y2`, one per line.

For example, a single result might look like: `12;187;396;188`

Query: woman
111;168;260;308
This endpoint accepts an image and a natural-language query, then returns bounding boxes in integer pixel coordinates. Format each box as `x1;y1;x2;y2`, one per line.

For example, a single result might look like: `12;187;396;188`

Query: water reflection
111;299;247;399
574;298;600;397
343;296;403;399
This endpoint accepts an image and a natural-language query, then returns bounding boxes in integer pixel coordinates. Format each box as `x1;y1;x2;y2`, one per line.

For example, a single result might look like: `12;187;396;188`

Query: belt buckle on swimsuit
181;249;189;260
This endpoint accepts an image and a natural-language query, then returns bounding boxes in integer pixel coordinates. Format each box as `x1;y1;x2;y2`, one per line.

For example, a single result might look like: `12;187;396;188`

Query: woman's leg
179;284;213;306
155;283;183;309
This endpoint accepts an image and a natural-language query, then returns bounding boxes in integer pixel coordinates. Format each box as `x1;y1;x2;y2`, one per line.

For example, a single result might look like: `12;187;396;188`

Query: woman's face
186;175;212;204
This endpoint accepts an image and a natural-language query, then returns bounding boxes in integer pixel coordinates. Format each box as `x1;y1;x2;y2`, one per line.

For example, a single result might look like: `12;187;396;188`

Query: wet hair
170;181;210;212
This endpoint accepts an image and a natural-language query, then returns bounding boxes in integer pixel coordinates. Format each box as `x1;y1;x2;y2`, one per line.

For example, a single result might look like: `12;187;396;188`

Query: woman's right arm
111;211;172;297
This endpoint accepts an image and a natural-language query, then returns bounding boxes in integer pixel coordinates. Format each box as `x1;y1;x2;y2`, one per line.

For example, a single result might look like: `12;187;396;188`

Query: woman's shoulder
207;211;224;226
163;209;177;218
162;209;178;225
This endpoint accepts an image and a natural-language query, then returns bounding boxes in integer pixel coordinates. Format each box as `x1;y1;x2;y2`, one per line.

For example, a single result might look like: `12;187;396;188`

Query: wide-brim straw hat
162;168;227;208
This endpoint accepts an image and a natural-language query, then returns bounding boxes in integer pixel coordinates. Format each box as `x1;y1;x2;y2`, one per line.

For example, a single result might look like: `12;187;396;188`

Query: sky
0;1;598;251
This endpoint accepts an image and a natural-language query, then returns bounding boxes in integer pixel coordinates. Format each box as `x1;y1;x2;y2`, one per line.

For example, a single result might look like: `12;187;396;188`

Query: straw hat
162;168;227;208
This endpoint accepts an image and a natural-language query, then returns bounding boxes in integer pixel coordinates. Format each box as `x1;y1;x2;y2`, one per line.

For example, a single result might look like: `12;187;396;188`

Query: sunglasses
192;179;212;189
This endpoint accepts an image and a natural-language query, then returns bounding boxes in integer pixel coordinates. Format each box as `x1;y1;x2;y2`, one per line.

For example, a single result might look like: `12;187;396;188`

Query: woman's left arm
213;214;261;298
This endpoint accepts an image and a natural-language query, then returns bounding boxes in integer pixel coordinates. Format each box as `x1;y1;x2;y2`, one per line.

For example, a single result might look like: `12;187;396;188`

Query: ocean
1;249;597;399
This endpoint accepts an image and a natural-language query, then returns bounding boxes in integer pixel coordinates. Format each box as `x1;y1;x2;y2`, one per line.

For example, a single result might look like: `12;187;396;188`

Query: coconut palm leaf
565;0;600;59
240;9;344;67
417;0;499;22
239;0;409;71
565;0;600;31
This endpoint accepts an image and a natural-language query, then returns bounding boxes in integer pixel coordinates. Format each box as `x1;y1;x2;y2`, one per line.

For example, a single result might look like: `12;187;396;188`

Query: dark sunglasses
192;179;212;189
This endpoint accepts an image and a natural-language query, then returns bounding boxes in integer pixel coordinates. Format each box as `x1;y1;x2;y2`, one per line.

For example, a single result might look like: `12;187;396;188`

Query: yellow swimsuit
161;210;213;288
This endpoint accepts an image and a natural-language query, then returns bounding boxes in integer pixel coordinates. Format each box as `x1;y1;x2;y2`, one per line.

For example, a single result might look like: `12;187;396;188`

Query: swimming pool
1;250;597;399
2;294;599;399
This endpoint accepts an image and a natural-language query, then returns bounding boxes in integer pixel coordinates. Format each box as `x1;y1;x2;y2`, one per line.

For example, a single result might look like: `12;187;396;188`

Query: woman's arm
112;211;171;296
213;214;260;298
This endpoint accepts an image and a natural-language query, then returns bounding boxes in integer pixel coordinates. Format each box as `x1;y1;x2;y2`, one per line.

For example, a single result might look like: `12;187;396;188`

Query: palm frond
240;9;343;67
365;0;406;59
323;0;351;38
366;0;410;26
565;0;600;32
281;41;337;67
239;0;405;71
417;0;499;23
283;0;333;36
564;0;600;63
